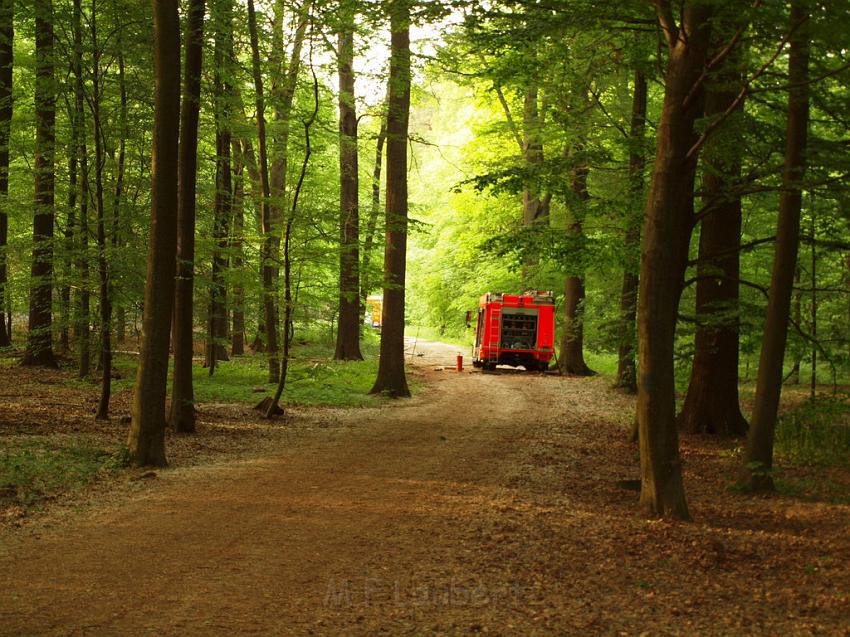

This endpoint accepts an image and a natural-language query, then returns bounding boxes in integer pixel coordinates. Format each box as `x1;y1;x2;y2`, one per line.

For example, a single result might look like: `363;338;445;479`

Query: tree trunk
637;4;713;520
246;0;279;382
334;13;363;361
230;140;245;356
208;0;232;373
677;39;747;437
112;41;128;344
743;1;809;492
22;0;57;367
521;86;547;227
360;112;387;306
0;0;12;348
127;0;181;467
788;265;802;384
370;0;411;398
559;163;593;376
615;70;647;393
169;0;205;432
90;0;112;420
72;0;90;377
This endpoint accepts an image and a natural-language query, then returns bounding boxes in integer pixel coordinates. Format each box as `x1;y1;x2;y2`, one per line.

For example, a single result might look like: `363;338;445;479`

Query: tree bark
22;0;57;367
230;139;245;356
0;0;12;348
559;162;593;376
127;0;181;466
370;0;411;398
334;11;363;361
743;1;809;492
247;0;279;382
169;0;205;432
637;4;714;520
112;40;128;344
615;70;647;393
90;0;112;420
788;265;802;384
677;35;747;437
360;112;387;306
208;0;232;373
72;0;90;378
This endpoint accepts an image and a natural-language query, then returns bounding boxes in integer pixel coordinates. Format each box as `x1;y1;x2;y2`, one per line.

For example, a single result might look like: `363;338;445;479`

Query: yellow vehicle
365;294;383;328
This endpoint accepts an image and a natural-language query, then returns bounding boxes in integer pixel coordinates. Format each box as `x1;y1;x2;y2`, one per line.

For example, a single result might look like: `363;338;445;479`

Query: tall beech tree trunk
744;1;810;491
370;0;411;398
127;0;181;466
637;4;713;520
334;12;363;361
615;70;647;393
72;0;90;377
361;113;387;305
23;0;57;367
169;0;205;432
112;43;128;344
0;0;12;348
237;135;266;352
522;86;548;227
230;140;245;356
677;40;747;437
208;0;232;373
246;0;278;382
60;102;74;355
559;162;593;376
90;0;112;420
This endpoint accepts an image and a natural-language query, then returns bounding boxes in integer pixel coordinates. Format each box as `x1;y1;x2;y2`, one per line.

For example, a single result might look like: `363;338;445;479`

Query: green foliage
0;439;117;505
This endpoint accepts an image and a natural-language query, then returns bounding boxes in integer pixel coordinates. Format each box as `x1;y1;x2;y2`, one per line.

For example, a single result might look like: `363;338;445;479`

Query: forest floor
1;340;849;636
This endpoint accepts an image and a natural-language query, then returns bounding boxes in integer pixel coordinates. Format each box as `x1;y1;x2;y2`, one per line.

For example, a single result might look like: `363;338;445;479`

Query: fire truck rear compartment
501;310;538;350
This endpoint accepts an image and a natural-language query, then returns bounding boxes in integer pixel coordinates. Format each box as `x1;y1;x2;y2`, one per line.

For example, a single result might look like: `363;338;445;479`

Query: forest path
1;340;849;635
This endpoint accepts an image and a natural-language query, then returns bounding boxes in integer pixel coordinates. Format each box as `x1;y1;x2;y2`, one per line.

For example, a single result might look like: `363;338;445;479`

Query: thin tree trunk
236;135;266;352
90;0;112;420
370;0;411;398
247;0;278;382
265;62;320;418
559;162;593;376
169;0;205;432
677;38;747;437
360;113;387;305
615;70;647;393
809;208;816;399
71;0;90;377
789;265;802;383
59;102;74;355
112;41;127;344
0;0;13;349
334;11;363;361
743;1;809;492
208;0;232;373
22;0;57;367
127;0;181;466
230;140;245;356
637;4;713;520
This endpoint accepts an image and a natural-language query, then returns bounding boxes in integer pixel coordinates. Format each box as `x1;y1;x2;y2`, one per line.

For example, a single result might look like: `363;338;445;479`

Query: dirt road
1;341;849;635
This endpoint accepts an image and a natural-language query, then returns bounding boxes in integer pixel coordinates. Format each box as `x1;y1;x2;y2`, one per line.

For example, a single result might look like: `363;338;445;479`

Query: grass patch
0;439;121;506
61;330;421;408
584;351;619;377
775;395;850;467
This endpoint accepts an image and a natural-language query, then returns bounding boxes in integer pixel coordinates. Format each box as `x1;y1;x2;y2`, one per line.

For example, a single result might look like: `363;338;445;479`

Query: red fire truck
471;291;555;371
